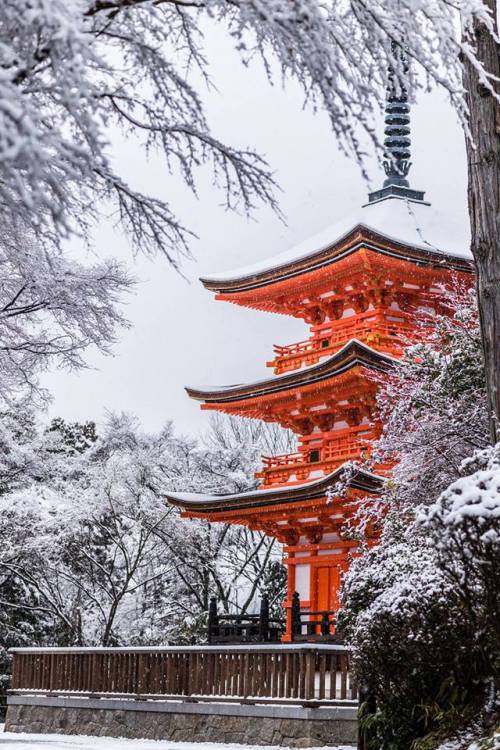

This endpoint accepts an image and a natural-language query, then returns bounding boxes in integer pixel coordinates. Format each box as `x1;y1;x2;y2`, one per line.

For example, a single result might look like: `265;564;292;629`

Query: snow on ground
0;726;352;750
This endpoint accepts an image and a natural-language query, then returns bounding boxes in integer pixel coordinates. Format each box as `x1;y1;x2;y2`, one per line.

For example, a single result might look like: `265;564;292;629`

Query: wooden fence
10;645;356;704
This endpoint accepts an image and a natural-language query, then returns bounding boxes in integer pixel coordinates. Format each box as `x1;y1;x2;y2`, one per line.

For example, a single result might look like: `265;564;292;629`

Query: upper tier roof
201;196;473;292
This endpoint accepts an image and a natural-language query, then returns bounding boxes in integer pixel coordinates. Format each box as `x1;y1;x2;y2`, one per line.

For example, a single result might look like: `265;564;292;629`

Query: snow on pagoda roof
202;196;472;288
165;463;383;512
186;339;396;403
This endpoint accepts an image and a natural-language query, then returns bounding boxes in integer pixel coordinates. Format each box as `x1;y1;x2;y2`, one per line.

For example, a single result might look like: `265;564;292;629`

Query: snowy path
0;727;351;750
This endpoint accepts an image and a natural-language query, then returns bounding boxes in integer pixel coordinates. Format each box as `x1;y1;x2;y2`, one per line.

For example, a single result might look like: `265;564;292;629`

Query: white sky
43;21;469;438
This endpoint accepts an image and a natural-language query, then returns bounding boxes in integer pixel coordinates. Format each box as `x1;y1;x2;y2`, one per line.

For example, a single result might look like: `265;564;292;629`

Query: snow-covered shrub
420;445;500;682
341;536;470;750
341;445;500;750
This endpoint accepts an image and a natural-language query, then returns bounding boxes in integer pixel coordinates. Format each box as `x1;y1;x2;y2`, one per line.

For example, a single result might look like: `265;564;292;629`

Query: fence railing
291;592;340;643
10;644;356;704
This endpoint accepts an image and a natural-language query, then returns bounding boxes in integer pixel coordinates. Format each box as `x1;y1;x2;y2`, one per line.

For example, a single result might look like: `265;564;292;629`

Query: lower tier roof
165;463;383;515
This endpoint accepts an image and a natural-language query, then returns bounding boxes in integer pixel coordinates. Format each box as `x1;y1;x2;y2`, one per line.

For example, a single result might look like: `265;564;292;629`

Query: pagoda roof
201;197;473;294
186;339;395;404
165;463;383;514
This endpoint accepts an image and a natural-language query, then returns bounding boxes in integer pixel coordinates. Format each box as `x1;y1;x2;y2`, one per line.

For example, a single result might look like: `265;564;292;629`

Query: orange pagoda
167;88;474;640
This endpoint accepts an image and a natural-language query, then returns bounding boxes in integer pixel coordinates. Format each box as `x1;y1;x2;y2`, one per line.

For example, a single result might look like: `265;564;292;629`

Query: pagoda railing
261;451;304;469
268;308;416;373
256;426;378;486
9;644;357;704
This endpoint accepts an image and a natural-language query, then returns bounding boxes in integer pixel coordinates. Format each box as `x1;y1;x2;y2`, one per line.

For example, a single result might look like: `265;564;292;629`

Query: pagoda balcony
268;309;417;374
256;427;384;487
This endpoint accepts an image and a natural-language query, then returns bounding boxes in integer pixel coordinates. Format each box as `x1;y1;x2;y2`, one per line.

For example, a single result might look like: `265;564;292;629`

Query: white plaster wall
295;564;310;600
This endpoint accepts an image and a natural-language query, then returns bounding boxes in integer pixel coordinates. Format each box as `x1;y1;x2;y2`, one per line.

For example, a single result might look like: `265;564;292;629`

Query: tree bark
463;0;500;442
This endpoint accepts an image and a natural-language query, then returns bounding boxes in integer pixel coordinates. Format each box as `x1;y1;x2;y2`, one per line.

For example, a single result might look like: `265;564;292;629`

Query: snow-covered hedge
340;445;500;750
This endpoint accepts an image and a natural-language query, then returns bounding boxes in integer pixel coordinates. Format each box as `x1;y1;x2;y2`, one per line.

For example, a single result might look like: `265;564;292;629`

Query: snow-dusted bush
341;536;468;749
420;445;500;678
341;445;500;750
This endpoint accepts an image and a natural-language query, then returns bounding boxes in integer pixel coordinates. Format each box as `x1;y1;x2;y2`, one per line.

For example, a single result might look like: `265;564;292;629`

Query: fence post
259;594;270;641
320;611;330;636
207;597;219;644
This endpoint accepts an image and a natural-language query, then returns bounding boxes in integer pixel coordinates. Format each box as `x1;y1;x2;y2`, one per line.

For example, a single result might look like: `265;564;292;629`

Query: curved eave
200;225;474;295
186;339;394;404
165;464;383;514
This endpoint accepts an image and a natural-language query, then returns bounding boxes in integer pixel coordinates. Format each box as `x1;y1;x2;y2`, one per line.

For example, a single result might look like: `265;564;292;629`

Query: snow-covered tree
0;223;132;407
0;0;280;267
367;284;490;522
153;414;290;641
2;0;498;430
3;0;495;247
0;414;188;646
0;412;286;648
338;284;499;749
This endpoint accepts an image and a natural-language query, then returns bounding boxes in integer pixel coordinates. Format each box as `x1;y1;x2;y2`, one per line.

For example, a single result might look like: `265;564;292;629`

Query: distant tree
45;418;98;455
206;414;296;459
0;414;184;646
156;414;290;641
0;412;286;646
0;403;39;495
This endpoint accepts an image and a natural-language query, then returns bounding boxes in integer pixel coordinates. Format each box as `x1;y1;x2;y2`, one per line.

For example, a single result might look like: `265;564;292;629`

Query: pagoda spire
367;44;428;205
383;48;411;187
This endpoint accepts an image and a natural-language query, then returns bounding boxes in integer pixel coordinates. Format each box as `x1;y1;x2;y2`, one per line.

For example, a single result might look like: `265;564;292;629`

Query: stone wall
6;695;358;748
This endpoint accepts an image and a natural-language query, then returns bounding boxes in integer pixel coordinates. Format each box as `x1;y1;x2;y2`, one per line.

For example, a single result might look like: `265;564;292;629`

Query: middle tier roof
186;339;395;425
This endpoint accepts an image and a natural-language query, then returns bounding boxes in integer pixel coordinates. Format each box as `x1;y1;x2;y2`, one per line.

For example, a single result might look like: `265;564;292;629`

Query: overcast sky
43;21;469;439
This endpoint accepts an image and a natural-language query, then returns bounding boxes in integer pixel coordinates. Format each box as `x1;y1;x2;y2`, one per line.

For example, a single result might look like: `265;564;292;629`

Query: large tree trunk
463;0;500;443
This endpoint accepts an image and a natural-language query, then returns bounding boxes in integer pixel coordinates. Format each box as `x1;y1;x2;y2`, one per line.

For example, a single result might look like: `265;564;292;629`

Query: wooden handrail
268;307;425;374
9;643;348;654
9;644;356;703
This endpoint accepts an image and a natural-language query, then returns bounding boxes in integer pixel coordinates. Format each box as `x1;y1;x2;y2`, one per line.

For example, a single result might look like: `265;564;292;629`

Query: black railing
291;592;341;642
207;595;285;644
207;592;342;644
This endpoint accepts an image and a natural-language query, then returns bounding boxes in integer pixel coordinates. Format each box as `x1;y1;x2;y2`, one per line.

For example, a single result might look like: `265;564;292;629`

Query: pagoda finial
383;44;411;187
367;42;428;206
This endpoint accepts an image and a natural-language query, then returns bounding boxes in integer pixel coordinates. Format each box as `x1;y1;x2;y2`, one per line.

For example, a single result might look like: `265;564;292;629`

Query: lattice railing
269;309;415;373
